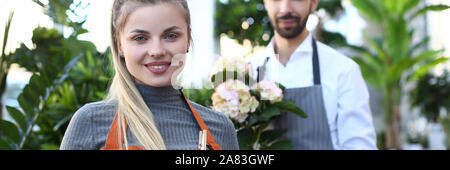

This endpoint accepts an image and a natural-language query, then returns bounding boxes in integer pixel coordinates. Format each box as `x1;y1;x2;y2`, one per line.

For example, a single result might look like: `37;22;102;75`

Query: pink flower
212;80;259;123
251;80;283;104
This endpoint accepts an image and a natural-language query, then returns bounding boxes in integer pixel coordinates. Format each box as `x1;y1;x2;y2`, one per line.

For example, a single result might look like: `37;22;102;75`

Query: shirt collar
266;32;313;60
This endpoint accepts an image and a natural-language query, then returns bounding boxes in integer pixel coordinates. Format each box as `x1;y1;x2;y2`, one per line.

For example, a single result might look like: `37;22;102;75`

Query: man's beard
272;13;309;39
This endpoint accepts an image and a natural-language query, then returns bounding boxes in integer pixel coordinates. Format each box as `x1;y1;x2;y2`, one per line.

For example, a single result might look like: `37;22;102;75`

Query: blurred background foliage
0;0;112;150
410;69;450;123
0;11;14;129
349;0;449;149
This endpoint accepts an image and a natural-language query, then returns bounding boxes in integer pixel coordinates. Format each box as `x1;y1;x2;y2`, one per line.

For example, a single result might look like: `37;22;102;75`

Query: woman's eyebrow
129;26;181;34
129;29;149;34
164;26;181;32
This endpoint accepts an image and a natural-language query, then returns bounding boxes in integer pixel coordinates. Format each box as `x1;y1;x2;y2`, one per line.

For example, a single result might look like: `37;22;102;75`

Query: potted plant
411;69;450;149
349;0;449;149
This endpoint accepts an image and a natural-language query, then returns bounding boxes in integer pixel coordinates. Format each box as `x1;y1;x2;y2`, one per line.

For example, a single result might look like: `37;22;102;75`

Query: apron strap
256;57;270;82
181;93;222;150
312;38;321;85
102;109;136;150
256;37;321;85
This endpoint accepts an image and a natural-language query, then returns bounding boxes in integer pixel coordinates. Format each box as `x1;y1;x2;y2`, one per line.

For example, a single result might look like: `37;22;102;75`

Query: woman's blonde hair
107;0;191;150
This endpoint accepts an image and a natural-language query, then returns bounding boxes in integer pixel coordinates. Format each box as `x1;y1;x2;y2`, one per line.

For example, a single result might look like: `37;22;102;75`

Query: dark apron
257;38;334;150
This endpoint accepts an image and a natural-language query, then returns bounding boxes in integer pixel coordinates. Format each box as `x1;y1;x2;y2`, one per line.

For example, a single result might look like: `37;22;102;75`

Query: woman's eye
134;36;147;41
165;33;178;40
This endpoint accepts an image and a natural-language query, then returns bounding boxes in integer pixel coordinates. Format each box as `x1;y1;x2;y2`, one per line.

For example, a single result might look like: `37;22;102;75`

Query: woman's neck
135;83;183;103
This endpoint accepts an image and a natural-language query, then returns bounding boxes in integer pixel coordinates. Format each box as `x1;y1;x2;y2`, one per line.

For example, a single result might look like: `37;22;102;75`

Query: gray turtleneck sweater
60;84;239;150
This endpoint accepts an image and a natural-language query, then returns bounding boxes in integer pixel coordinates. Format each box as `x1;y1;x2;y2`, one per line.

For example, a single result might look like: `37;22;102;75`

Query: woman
60;0;239;150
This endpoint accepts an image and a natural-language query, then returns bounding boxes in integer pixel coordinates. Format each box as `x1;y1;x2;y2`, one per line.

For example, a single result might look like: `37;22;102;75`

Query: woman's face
119;3;190;87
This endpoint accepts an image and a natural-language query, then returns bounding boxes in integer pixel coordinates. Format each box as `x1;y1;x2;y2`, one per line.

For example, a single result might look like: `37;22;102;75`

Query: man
249;0;377;149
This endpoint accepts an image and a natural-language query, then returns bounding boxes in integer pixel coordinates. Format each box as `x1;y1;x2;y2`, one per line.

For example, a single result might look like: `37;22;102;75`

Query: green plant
410;70;450;123
34;0;90;36
183;88;215;108
41;49;113;148
0;11;14;122
349;0;449;149
0;0;112;150
0;27;82;149
440;116;450;149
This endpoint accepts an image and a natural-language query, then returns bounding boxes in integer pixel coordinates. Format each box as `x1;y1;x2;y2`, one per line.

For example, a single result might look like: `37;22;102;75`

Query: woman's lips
145;61;171;74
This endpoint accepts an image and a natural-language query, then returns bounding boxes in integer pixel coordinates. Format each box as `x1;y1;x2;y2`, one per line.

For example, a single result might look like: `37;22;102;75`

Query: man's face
264;0;318;39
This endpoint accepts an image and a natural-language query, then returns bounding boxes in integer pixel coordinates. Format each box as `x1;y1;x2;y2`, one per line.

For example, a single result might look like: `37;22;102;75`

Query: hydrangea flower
251;80;283;104
212;80;259;123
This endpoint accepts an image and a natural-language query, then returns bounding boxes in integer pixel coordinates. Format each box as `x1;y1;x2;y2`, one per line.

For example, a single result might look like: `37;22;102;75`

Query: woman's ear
118;42;124;58
186;40;191;53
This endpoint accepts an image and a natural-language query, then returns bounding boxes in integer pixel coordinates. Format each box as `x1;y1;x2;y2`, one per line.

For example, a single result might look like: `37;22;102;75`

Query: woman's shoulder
187;101;228;120
82;100;117;110
72;100;117;124
61;100;117;150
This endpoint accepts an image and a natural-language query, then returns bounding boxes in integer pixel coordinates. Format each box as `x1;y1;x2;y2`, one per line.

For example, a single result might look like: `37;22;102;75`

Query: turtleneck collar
135;83;184;103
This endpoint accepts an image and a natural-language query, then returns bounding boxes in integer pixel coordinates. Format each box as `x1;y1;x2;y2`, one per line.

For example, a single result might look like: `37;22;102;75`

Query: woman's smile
145;61;171;74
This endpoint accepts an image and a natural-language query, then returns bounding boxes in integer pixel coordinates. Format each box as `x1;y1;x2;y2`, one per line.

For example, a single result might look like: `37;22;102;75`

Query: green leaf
39;70;53;87
0;138;11;150
28;74;46;97
388;50;444;84
408;37;430;57
6;106;27;131
386;17;410;62
353;57;384;89
264;140;292;150
350;0;383;24
257;105;281;122
274;83;285;92
0;11;14;87
23;85;40;107
411;5;450;20
401;0;421;15
18;95;35;118
273;101;307;118
1;11;14;62
357;50;385;76
237;128;257;150
0;120;21;143
366;35;390;67
32;0;46;7
260;129;286;145
40;144;59;150
408;58;449;81
412;50;444;64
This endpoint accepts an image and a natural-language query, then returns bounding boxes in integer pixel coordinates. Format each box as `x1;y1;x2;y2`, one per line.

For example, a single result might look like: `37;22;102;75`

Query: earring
186;50;189;53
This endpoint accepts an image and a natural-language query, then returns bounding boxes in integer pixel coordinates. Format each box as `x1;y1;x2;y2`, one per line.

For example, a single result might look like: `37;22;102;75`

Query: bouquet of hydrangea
209;56;307;150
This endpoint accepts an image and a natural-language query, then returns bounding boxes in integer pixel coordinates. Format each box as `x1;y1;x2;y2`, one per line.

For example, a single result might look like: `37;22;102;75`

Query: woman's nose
148;40;166;58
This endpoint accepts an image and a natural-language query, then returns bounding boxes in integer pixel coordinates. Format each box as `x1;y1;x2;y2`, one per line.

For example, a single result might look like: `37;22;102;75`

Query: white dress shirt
249;33;378;150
